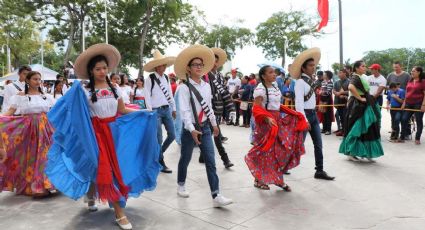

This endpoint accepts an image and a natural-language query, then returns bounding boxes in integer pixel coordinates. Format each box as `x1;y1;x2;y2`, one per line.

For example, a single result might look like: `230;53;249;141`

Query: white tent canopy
0;64;59;82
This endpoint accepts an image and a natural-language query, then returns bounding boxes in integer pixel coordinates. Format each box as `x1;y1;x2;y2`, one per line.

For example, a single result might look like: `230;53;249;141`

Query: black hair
53;80;63;98
353;60;365;74
344;65;352;72
119;73;127;87
133;77;145;96
411;66;425;82
339;69;349;76
389;82;397;89
393;61;401;65
214;54;219;59
86;55;118;103
56;74;64;80
24;71;46;101
18;65;32;74
317;71;324;76
188;57;203;66
324;70;333;80
301;58;315;69
259;65;272;110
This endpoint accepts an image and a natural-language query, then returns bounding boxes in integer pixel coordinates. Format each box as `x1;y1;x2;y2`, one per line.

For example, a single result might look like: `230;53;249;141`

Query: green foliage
202;24;253;60
256;11;320;67
362;48;425;76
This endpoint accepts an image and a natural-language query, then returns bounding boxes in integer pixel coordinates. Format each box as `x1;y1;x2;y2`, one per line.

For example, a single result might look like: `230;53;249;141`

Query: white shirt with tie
178;78;217;132
144;72;176;111
294;73;317;118
2;80;25;113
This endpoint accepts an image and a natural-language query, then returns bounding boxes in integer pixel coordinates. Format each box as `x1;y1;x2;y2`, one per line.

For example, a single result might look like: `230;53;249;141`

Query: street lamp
1;44;11;74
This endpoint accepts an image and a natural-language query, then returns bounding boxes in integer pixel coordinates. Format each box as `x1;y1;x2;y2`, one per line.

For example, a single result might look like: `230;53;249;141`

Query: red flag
317;0;329;31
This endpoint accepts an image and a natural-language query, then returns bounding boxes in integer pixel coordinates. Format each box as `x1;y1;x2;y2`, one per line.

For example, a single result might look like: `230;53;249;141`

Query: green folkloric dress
339;74;384;158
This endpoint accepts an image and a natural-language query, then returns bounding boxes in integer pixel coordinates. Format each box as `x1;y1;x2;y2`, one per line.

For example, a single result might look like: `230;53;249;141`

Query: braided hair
86;55;118;103
53;80;63;99
25;71;46;101
259;65;272;110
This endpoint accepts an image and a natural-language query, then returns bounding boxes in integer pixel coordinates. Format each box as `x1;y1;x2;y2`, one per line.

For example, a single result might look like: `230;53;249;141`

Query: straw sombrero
74;43;121;79
144;50;176;72
211;47;227;68
289;47;321;79
174;45;215;79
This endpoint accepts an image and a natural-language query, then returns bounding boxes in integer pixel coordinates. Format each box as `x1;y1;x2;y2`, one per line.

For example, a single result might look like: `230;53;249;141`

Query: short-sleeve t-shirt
253;82;282;111
227;77;241;94
367;75;387;96
386;72;411;90
84;87;122;118
9;94;55;115
405;80;425;105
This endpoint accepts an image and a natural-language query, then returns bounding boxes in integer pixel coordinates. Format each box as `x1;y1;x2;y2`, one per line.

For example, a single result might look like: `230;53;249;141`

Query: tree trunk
63;6;76;67
138;4;153;77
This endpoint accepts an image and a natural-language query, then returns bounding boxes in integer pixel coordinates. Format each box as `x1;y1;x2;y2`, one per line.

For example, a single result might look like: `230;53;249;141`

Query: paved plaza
0;112;424;230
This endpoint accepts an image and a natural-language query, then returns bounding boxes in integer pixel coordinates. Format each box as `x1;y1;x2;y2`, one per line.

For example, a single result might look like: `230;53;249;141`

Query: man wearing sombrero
144;50;176;173
291;47;335;181
174;44;233;207
198;47;234;169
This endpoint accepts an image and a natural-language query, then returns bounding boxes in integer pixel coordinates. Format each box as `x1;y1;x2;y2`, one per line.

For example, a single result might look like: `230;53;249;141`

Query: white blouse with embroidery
84;87;122;118
253;82;282;111
9;94;55;114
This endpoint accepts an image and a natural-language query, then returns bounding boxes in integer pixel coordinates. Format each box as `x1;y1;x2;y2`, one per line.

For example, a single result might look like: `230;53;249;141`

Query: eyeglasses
190;63;204;68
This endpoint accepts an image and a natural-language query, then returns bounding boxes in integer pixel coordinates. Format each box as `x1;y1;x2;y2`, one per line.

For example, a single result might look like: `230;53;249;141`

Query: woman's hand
265;117;276;127
360;97;367;103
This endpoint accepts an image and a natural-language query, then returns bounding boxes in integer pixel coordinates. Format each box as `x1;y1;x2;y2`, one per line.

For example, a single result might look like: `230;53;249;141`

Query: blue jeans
390;109;402;137
178;123;219;197
154;106;176;161
303;110;324;171
401;104;424;141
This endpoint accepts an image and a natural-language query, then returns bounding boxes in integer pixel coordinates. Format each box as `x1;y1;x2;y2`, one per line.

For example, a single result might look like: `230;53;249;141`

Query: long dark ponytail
86;55;118;103
25;71;46;101
259;65;271;110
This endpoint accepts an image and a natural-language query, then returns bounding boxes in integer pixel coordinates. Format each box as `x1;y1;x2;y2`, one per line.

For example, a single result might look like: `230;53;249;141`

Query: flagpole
338;0;344;68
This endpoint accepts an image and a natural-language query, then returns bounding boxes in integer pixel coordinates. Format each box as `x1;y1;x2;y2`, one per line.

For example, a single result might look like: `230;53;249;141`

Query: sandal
415;140;421;145
277;183;292;192
254;180;270;190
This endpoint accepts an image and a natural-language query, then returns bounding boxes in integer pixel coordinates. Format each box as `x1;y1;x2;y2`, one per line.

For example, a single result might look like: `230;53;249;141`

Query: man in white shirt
1;65;32;113
226;69;241;125
291;48;335;181
143;50;176;173
367;64;387;107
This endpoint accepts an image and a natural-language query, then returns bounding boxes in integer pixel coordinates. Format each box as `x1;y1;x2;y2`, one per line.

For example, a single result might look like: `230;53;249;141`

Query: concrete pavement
1;112;424;230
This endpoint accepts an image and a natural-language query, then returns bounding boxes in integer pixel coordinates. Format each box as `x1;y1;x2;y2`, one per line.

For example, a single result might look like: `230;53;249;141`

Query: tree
362;48;425;76
256;11;321;67
201;24;253;60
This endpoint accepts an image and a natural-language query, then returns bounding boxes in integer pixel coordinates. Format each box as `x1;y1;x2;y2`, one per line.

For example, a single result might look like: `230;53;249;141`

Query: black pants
242;104;252;126
234;101;240;124
335;107;346;131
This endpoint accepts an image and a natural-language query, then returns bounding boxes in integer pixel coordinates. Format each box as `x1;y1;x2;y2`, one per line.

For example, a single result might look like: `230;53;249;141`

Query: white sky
133;0;425;77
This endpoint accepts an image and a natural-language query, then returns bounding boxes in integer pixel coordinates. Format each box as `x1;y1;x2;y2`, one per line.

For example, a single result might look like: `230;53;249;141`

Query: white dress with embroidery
84;87;122;118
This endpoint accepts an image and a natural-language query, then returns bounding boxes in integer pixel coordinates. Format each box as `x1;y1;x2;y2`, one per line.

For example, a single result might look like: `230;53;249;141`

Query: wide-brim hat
174;45;215;79
74;43;121;79
144;50;176;72
211;47;227;68
289;47;321;79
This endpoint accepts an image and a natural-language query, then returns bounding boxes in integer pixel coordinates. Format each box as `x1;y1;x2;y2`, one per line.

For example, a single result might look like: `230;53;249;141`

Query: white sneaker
177;185;189;198
213;194;233;208
348;156;360;162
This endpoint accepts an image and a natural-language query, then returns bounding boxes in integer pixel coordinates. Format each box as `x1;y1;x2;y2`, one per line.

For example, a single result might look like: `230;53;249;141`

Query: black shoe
227;121;234;125
314;171;335;180
221;137;229;142
233;122;239;126
160;160;172;173
283;171;291;175
224;161;234;169
199;156;205;164
321;129;326;133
